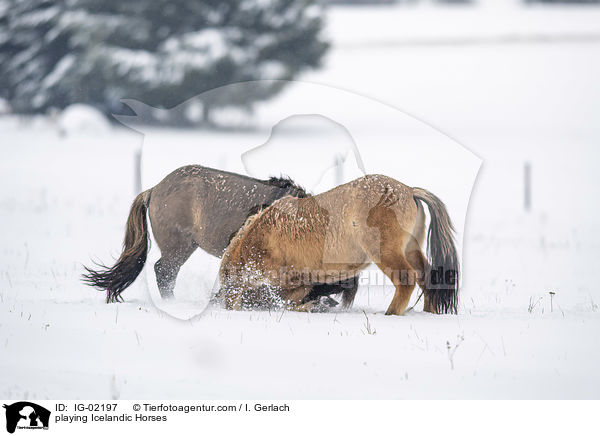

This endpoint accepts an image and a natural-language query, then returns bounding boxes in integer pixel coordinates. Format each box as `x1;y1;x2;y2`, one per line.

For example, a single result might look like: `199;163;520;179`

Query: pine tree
0;0;329;120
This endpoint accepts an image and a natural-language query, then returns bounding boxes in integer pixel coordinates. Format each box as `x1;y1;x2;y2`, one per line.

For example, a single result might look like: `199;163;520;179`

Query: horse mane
265;176;310;198
224;178;307;246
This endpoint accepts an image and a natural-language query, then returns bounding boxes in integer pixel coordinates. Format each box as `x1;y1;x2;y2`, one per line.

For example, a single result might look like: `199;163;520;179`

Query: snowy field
2;4;600;399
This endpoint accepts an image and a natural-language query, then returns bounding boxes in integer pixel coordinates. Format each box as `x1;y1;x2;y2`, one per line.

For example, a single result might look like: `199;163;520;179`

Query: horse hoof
322;296;339;308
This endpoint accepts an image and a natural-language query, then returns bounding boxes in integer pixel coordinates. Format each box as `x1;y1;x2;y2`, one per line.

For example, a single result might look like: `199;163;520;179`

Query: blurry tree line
523;0;600;3
322;0;600;4
0;0;328;124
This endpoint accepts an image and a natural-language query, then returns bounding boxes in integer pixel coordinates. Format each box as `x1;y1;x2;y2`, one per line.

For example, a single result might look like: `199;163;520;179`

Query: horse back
148;165;282;257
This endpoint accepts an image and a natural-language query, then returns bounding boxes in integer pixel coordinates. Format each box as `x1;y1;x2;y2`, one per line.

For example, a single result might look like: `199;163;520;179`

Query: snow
109;48;158;82
161;29;233;72
326;2;600;48
41;54;75;89
57;104;111;135
2;3;600;399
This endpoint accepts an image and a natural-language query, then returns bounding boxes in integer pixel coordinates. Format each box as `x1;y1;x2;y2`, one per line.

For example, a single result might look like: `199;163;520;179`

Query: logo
3;402;50;434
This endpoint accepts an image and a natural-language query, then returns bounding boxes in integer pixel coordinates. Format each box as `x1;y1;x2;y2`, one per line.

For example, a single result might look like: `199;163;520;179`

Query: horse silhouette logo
2;402;50;433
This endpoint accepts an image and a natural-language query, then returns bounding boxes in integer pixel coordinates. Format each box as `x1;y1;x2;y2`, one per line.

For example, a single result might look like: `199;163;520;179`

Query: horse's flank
220;174;459;315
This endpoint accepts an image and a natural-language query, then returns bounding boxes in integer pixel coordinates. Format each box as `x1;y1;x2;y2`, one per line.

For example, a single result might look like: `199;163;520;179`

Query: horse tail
82;189;152;303
412;187;459;314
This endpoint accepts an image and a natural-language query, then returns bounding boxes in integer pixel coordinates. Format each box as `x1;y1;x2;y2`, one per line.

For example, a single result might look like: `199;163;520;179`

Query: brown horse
83;165;356;303
219;174;459;315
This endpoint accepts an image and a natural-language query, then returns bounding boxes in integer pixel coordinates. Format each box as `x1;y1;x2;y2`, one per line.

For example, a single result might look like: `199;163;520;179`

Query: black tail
82;190;151;303
413;187;459;314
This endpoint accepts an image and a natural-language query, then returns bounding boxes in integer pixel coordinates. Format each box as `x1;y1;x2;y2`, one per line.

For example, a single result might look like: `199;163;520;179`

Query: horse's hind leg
361;210;417;315
154;243;197;299
375;255;417;316
154;258;177;299
361;232;417;315
404;235;433;311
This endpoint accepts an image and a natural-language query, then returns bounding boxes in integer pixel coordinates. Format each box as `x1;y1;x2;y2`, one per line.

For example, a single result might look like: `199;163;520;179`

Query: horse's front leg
285;286;339;312
282;285;314;311
221;285;245;311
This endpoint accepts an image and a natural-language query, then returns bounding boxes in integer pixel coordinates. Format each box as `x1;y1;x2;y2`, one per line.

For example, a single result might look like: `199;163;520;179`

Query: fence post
134;148;142;195
524;161;531;212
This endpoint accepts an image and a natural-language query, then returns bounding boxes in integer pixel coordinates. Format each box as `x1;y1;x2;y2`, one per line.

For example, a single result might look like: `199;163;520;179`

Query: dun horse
220;174;459;315
83;165;357;303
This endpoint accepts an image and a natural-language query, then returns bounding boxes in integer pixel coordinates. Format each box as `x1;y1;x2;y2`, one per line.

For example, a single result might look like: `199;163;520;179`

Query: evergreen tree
0;0;329;121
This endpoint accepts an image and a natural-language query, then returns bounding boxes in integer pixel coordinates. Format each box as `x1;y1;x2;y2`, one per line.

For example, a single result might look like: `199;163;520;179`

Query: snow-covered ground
1;4;600;399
